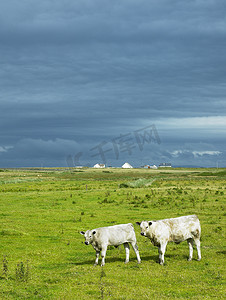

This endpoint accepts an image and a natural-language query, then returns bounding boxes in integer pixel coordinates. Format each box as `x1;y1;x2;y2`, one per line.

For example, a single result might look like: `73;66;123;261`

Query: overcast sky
0;0;225;168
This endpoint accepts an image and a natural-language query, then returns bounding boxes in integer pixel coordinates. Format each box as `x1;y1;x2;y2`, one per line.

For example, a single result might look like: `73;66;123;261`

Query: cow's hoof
137;260;141;264
197;258;201;261
188;257;192;261
125;261;129;264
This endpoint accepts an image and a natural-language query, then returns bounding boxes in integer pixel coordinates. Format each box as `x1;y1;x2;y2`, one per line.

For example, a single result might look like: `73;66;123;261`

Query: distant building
93;163;105;168
159;163;172;168
122;162;133;169
144;164;158;169
150;165;158;169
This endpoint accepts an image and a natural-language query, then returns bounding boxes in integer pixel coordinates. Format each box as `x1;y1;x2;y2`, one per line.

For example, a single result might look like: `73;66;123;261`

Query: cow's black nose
141;232;144;236
85;241;89;245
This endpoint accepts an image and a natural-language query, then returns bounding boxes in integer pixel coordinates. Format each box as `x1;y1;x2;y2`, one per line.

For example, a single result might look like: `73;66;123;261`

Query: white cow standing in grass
80;223;141;266
136;215;201;265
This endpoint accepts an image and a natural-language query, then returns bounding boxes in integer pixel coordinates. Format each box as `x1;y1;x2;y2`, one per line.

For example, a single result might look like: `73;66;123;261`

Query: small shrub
73;217;82;222
99;267;106;299
2;256;8;279
176;189;183;194
99;198;115;204
119;183;129;188
105;191;110;197
15;261;30;282
214;226;222;233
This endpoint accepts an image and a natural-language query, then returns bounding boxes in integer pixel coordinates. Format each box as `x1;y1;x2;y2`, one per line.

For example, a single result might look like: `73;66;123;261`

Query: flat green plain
0;168;225;299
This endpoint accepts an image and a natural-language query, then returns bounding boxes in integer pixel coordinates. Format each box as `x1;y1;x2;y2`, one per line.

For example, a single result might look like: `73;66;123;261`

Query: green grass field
0;168;225;299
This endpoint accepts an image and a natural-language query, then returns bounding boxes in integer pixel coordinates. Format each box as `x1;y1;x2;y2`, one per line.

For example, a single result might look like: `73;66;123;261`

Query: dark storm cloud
0;0;225;167
1;0;226;43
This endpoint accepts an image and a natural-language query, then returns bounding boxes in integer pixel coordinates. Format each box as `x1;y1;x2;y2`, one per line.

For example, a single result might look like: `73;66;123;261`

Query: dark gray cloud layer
0;0;225;167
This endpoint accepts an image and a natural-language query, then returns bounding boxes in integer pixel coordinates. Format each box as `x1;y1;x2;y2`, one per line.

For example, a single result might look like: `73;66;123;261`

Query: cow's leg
94;250;100;266
158;242;167;265
187;238;193;261
194;238;201;261
131;241;141;263
123;243;130;263
101;246;107;266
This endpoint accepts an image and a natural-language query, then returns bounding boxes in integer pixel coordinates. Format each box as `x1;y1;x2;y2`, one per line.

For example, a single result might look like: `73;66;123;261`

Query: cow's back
163;215;201;243
94;223;136;246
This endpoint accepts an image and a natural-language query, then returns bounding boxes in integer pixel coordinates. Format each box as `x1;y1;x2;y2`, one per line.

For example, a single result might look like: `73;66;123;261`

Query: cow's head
136;221;152;237
80;230;96;245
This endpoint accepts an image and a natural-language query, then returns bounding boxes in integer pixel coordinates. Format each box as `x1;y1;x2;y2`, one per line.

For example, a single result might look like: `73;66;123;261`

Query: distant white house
93;163;105;168
144;164;158;169
122;162;133;169
150;165;158;169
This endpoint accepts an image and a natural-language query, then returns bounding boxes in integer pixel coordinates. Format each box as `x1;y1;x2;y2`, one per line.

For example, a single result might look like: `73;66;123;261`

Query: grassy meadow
0;167;225;299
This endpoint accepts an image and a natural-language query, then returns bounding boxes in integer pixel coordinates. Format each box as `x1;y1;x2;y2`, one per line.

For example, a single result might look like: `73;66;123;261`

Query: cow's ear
148;222;152;226
80;231;85;235
136;222;141;226
92;231;96;235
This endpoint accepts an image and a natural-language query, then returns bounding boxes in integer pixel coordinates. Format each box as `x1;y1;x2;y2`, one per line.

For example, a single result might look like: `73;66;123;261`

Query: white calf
80;223;141;266
136;215;201;265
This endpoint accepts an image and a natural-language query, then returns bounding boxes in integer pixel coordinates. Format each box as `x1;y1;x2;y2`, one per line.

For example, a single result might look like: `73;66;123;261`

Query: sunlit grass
0;168;225;299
